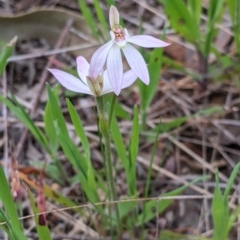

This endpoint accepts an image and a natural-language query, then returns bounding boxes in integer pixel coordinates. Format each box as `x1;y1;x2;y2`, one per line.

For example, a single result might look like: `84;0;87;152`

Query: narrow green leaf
0;94;50;153
212;172;229;240
0;36;17;75
77;0;98;38
204;0;225;56
25;185;52;240
66;98;90;159
208;0;224;21
228;205;240;233
44;100;58;151
117;199;137;220
0;166;27;240
159;0;200;43
104;94;130;120
110;114;128;170
142;121;162;227
47;86;87;173
46;85;70;136
130;106;139;167
93;0;108;34
223;162;240;201
228;0;240;54
44;86;59;152
0;210;16;240
47;86;99;203
129;106;139;195
107;94;116;129
110;197;138;227
188;0;201;25
140;47;164;112
150;117;187;136
57;124;88;175
111;114;135;195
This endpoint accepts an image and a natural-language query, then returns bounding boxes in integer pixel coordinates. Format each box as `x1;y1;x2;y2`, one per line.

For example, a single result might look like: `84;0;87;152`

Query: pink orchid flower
89;5;170;95
48;56;137;96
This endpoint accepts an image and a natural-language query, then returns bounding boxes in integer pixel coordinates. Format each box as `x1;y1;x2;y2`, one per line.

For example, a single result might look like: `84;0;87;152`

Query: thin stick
0;195;214;226
8;43;97;62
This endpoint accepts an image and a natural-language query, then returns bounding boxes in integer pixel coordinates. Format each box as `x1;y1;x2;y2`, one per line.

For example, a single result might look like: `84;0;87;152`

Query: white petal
122;69;138;89
109;5;119;29
110;31;115;41
127;35;170;48
122;43;149;84
76;56;89;84
107;44;123;95
48;69;92;95
102;69;138;95
101;70;113;95
89;41;114;79
124;28;130;38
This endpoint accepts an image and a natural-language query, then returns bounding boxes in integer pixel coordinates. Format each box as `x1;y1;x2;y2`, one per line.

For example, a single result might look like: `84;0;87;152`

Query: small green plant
159;0;225;86
0;36;17;75
212;163;240;240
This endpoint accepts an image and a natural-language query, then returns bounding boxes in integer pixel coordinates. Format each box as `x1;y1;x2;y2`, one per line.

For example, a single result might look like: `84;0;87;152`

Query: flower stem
141;110;147;130
108;94;116;129
95;96;121;237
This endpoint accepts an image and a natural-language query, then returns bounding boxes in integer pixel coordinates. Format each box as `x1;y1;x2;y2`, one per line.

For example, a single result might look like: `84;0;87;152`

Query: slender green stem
140;124;161;239
108;94;116;129
141;109;147;131
95;96;121;238
95;96;105;117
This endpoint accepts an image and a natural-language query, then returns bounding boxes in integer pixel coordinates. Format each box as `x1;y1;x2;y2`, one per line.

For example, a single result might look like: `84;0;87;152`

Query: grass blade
47;85;99;203
25;185;52;240
0;209;21;240
0;166;27;240
212;171;229;240
111;114;133;195
104;94;130;120
158;0;200;44
223;162;240;200
93;0;108;35
110;114;128;170
139;46;164;114
66;98;90;159
129;106;139;196
188;0;201;25
228;0;240;54
204;0;225;56
44;87;59;152
228;205;240;233
77;0;98;39
0;36;17;75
